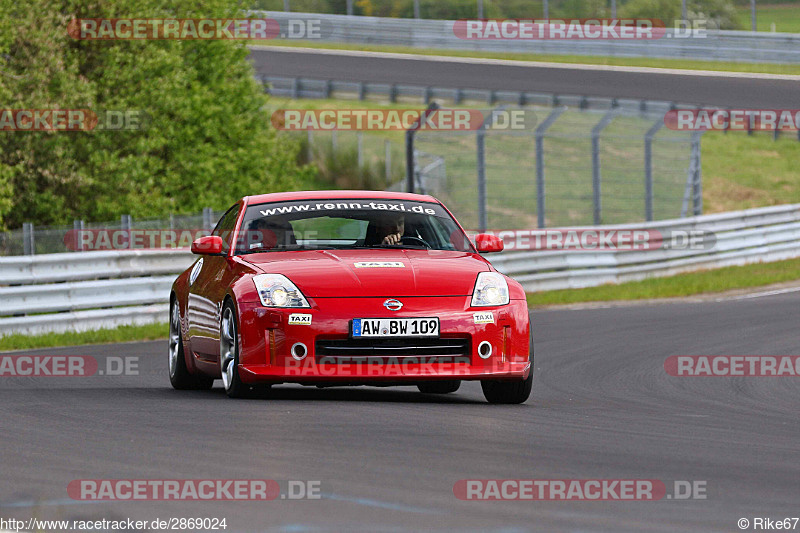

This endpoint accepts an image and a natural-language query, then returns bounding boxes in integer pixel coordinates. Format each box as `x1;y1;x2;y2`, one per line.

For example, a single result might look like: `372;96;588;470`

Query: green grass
735;4;800;32
527;257;800;306
0;322;168;352
701;130;800;213
257;40;800;76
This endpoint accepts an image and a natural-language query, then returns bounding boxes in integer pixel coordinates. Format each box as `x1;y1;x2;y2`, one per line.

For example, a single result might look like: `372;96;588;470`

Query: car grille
315;337;470;363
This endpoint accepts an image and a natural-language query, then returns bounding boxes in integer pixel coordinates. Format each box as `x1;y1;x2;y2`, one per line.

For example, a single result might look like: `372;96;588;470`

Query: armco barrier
1;203;799;335
255;12;800;64
0;249;193;284
0;304;170;337
0;250;194;336
491;204;800;291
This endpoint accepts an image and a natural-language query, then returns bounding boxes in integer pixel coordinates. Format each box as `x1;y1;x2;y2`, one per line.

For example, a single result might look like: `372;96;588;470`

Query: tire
169;300;213;390
481;325;534;405
219;300;252;399
417;380;461;394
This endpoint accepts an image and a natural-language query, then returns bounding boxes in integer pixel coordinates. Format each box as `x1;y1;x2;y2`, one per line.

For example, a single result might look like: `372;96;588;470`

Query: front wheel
481;373;532;404
219;301;251;398
481;326;534;404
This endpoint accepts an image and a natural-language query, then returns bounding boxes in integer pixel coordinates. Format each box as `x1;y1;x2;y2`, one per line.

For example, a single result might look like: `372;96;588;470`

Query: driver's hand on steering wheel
381;232;402;245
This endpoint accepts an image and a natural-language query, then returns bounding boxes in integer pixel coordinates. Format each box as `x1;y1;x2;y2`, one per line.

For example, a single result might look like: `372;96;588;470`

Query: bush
689;0;743;29
298;134;392;190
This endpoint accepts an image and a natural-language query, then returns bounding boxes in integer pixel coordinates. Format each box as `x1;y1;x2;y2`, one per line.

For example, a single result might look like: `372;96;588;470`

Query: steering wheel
400;235;432;248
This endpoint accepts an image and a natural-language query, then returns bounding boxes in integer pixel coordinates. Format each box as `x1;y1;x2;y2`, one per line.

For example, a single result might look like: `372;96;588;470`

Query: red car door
187;204;241;361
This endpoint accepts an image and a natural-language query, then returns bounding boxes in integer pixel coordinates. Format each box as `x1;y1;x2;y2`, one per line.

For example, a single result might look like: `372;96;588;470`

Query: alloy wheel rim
220;307;236;390
168;304;180;378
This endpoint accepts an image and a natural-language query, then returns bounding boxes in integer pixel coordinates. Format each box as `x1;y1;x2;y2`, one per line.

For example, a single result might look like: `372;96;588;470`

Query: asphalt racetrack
1;291;798;532
248;46;800;108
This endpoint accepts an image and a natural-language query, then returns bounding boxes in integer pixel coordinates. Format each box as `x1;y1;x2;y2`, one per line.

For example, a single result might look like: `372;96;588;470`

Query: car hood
239;249;491;297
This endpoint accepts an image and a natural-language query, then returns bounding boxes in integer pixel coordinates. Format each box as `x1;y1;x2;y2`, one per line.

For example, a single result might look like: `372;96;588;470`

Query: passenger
247;218;295;250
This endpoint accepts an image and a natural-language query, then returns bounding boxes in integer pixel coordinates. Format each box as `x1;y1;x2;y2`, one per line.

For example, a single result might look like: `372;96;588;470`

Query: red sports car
169;191;533;403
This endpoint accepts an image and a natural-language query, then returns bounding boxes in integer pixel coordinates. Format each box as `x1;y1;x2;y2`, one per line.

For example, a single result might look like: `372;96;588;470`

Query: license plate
352;318;439;338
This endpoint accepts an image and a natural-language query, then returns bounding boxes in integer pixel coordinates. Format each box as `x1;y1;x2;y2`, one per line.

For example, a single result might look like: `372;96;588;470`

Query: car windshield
234;198;475;254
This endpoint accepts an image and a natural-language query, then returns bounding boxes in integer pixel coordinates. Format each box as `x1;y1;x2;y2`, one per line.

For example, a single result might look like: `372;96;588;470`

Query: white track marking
727;286;800;300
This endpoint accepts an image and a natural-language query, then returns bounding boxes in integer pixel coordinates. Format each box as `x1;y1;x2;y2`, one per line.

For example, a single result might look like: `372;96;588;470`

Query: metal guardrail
258;12;800;64
490;203;800;292
260;75;689;112
2;204;800;335
0;250;193;336
0;277;176;316
0;304;170;337
0;249;194;284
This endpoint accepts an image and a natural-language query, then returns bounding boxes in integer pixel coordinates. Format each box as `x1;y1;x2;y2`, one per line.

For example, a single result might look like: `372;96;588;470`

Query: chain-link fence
0;209;228;256
265;76;702;229
409;104;701;231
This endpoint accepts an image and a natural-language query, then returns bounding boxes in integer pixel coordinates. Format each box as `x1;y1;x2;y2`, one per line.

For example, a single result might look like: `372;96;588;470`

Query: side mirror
191;236;223;255
475;233;504;253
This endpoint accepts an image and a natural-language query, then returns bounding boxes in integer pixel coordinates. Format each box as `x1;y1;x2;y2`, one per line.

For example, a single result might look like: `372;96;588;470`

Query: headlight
471;272;509;307
253;274;310;308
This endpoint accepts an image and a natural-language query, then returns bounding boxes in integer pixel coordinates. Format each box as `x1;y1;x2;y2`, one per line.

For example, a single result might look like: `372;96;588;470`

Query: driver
376;213;405;245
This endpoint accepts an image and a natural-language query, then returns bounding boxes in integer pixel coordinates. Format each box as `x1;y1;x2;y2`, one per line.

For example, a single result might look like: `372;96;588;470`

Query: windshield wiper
349;244;429;250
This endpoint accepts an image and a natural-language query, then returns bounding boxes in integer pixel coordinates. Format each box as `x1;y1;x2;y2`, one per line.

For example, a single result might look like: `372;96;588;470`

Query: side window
211;204;240;252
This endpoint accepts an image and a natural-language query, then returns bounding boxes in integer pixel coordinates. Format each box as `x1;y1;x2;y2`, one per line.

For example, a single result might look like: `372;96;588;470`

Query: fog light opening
478;341;493;359
291;342;308;361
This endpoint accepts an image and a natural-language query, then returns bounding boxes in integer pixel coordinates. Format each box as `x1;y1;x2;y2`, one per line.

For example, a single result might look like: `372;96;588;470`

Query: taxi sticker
473;312;495;324
288;313;312;325
354;262;405;268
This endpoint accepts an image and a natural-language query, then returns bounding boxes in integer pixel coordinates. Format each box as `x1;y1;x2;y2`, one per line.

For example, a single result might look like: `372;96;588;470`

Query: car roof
243;190;439;206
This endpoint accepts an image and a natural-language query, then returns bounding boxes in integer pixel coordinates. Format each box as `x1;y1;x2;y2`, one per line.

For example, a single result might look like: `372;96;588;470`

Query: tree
0;0;317;228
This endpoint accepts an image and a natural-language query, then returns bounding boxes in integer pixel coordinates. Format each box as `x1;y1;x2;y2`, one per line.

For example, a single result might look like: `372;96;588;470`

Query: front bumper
235;296;531;385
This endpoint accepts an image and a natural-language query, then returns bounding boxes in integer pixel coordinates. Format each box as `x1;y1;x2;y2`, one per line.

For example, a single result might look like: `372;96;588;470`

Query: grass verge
702;130;800;213
526;257;800;306
735;4;800;33
0;322;168;352
259;41;800;76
